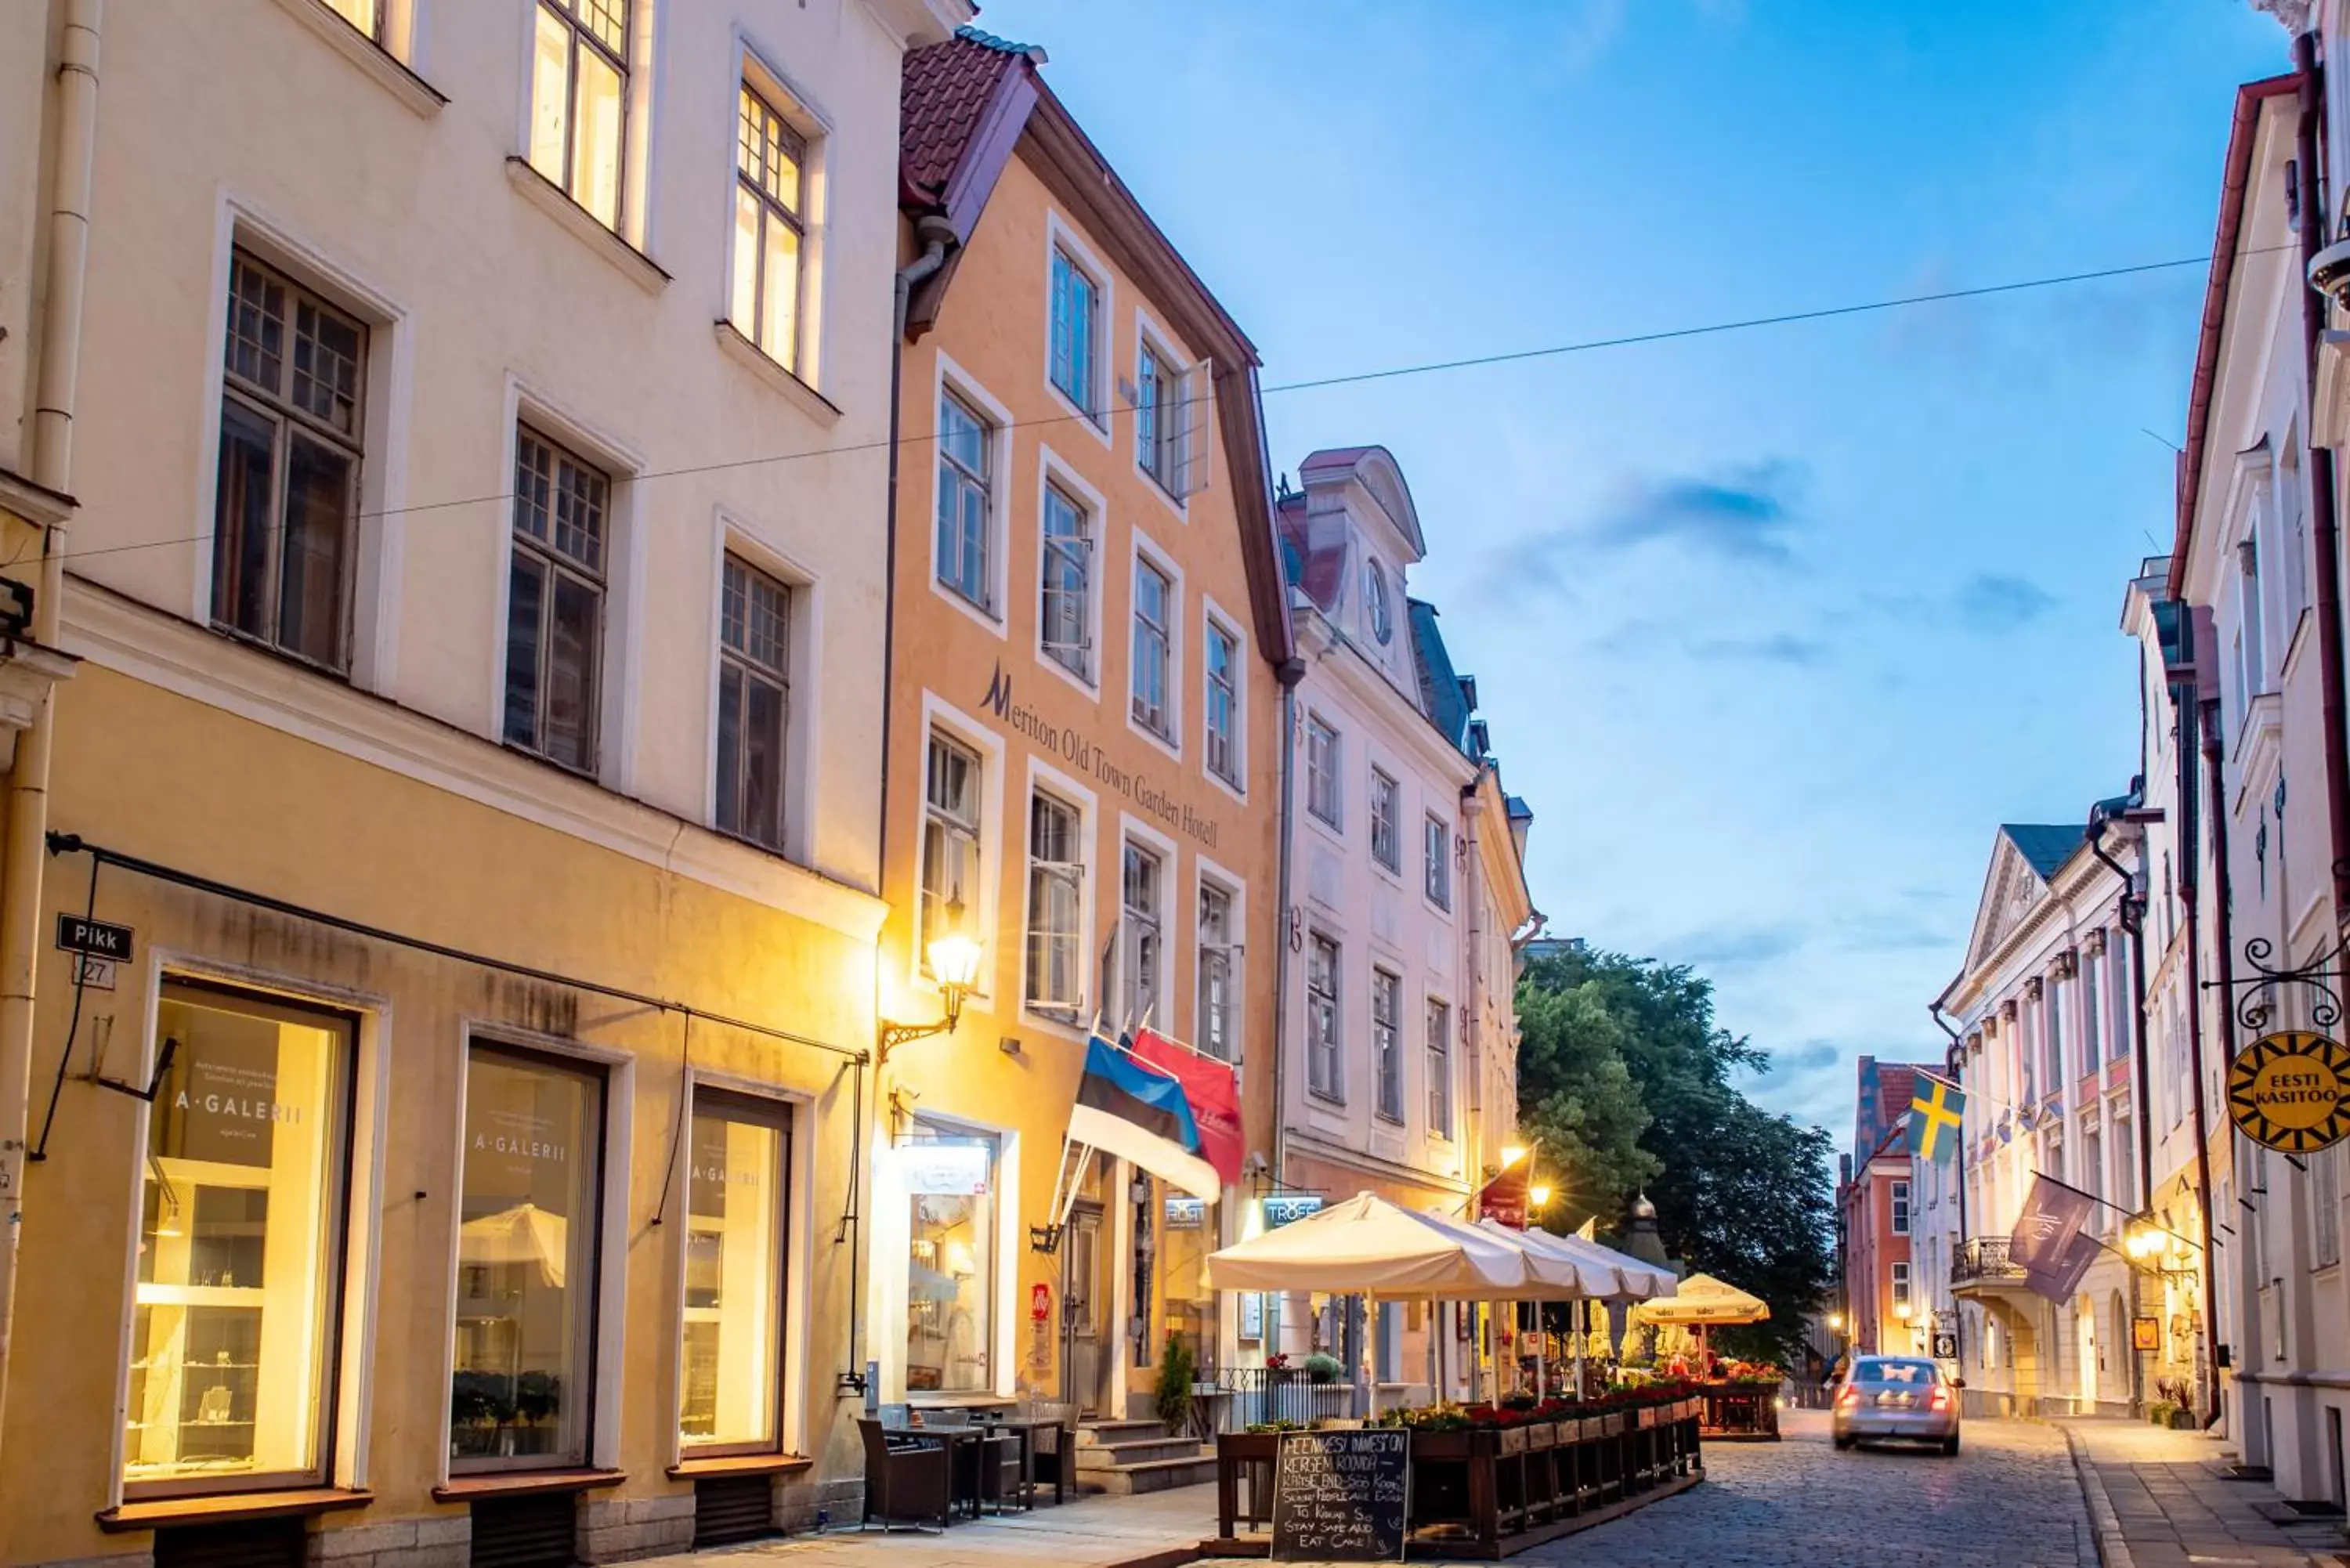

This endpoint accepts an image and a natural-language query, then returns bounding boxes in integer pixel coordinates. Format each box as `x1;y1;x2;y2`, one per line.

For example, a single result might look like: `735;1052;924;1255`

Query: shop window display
127;984;350;1493
679;1092;788;1451
903;1124;996;1393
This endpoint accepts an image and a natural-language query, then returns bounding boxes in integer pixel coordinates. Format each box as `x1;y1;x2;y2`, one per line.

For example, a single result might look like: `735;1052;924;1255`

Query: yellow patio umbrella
1632;1272;1767;1367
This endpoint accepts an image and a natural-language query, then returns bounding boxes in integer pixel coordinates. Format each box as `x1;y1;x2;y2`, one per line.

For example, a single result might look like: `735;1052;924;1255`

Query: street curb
2063;1425;2133;1568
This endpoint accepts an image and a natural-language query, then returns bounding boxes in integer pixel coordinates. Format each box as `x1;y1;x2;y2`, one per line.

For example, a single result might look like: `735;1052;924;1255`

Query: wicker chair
1023;1401;1079;1505
858;1418;949;1532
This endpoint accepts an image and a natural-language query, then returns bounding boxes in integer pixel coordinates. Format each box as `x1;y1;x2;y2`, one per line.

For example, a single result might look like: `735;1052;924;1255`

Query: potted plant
1302;1352;1344;1386
1156;1335;1196;1437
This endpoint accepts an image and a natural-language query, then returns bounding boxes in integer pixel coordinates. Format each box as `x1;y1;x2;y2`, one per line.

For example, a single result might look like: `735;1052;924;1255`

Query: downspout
1459;776;1482;1404
2293;29;2350;931
2089;798;2153;1420
2195;700;2232;1429
1269;659;1304;1193
851;211;955;1392
0;0;100;1454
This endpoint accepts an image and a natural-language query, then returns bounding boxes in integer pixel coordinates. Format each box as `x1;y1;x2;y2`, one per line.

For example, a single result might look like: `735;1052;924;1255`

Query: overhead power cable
51;243;2288;570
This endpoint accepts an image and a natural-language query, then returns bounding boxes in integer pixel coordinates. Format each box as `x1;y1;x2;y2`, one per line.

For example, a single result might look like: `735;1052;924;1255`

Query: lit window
1891;1262;1911;1312
214;251;365;673
1040;484;1092;679
1131;557;1173;739
1426;997;1453;1139
680;1092;789;1451
1306;716;1340;827
921;734;982;970
528;0;628;229
1307;935;1341;1100
1423;814;1452;909
1025;793;1084;1016
936;392;992;612
504;427;607;774
1204;620;1241;786
1198;883;1235;1062
730;85;808;372
1372;969;1402;1123
1369;770;1401;872
128;985;352;1492
716;555;791;851
1120;841;1163;1031
1048;246;1098;417
452;1044;606;1469
902;1122;996;1394
320;0;382;40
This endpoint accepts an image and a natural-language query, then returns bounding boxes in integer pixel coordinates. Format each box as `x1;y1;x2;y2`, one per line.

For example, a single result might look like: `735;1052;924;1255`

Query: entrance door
1062;1201;1110;1417
2077;1304;2098;1411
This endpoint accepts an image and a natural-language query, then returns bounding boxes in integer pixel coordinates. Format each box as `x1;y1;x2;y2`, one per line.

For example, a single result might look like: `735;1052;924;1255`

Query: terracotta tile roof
901;27;1041;204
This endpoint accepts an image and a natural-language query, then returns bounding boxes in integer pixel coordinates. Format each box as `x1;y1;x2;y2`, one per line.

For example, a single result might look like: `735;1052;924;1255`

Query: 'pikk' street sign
54;913;133;963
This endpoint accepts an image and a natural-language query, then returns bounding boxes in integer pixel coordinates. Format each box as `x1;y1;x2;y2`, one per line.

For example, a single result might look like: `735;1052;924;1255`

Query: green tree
1513;972;1659;1231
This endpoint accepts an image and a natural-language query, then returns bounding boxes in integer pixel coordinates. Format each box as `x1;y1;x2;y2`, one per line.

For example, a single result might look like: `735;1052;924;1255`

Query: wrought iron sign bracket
2201;931;2350;1035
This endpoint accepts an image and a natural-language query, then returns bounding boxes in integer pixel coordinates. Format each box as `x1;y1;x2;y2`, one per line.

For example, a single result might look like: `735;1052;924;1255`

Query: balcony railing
1950;1237;2027;1286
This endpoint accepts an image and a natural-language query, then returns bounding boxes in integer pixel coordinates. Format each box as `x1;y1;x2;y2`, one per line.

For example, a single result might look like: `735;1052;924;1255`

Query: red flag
1129;1028;1242;1188
1477;1162;1529;1228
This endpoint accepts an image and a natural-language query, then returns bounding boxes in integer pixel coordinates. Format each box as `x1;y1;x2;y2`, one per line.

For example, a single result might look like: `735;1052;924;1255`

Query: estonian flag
1067;1035;1221;1200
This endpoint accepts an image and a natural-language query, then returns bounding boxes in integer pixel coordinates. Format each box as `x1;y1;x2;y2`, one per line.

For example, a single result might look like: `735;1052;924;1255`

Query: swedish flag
1908;1073;1965;1163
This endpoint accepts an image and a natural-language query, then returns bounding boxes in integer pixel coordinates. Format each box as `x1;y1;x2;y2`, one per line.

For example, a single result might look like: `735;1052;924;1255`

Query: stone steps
1072;1419;1217;1495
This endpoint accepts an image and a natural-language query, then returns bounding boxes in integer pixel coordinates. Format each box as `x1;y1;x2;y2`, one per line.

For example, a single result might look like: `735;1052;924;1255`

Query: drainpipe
2089;797;2152;1419
1269;660;1304;1191
0;0;100;1460
2293;30;2350;932
2194;701;2232;1429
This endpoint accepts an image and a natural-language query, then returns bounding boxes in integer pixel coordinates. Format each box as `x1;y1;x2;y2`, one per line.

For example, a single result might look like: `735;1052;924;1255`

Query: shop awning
1632;1272;1768;1325
1487;1222;1678;1302
1204;1190;1531;1296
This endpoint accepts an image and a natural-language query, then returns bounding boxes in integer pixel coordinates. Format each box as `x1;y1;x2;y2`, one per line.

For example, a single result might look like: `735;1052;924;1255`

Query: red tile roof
900;30;1037;205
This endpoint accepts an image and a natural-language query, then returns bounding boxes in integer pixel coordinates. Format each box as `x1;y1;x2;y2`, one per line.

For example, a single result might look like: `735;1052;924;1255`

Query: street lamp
1529;1183;1554;1210
878;901;982;1064
1828;1313;1844;1331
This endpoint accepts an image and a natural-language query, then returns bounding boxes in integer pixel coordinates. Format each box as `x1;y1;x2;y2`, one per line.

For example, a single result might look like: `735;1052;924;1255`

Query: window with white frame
1372;969;1402;1123
504;425;608;774
1198;881;1235;1062
731;83;809;374
1307;934;1340;1100
2111;1110;2135;1211
1369;769;1401;872
1048;245;1099;417
1423;814;1452;909
1131;556;1173;739
1891;1260;1911;1313
321;0;383;41
2283;440;2311;628
1426;996;1452;1139
920;733;981;969
1137;340;1184;496
1040;482;1092;679
2082;948;2102;1071
937;391;993;612
2317;1142;2342;1268
2239;519;2266;703
1120;840;1163;1031
527;0;628;229
1025;791;1084;1017
1891;1180;1910;1236
1306;716;1340;827
716;555;790;851
1204;619;1240;786
214;251;366;674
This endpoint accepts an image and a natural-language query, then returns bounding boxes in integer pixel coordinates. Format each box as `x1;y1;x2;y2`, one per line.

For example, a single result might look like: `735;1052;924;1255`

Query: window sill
433;1469;626;1502
504;158;668;296
99;1488;374;1532
714;321;840;427
667;1452;812;1480
269;0;445;116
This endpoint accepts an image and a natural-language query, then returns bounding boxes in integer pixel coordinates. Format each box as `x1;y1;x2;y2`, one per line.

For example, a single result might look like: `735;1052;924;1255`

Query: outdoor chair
858;1417;949;1532
1022;1400;1079;1505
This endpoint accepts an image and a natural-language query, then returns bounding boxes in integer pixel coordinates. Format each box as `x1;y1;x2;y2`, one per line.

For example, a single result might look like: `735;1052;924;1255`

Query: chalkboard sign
1271;1428;1409;1561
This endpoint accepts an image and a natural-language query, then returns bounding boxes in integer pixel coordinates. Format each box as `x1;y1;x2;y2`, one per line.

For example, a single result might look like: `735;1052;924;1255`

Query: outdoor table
880;1423;1003;1519
973;1414;1062;1512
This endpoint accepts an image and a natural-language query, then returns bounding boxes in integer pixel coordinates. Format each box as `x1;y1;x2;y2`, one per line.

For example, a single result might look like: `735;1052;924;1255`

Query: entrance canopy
1497;1223;1678;1302
1206;1190;1532;1296
1632;1272;1767;1325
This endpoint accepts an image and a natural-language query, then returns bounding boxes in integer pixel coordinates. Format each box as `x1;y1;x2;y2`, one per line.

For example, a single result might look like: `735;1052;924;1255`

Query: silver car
1831;1356;1962;1454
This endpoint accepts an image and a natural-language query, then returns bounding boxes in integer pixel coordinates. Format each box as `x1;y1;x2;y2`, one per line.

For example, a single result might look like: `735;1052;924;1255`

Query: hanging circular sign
2227;1031;2350;1152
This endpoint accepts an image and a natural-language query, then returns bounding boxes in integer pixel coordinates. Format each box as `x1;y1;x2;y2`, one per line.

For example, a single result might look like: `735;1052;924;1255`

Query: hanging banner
1477;1162;1529;1229
2011;1174;2096;1304
2226;1031;2350;1153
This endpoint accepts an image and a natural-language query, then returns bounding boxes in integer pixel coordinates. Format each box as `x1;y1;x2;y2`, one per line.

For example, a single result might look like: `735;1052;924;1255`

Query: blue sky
973;1;2289;1131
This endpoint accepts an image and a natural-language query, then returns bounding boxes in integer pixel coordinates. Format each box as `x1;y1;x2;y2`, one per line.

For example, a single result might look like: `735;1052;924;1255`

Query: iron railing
1190;1367;1354;1436
1950;1237;2027;1285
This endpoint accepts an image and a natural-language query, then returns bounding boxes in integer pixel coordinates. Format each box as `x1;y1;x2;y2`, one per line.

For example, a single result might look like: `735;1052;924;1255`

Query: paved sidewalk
657;1484;1214;1568
2061;1418;2344;1568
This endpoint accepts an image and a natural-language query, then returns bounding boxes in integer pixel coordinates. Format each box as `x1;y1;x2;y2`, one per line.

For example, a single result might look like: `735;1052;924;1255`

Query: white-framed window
1426;996;1452;1139
937;391;994;613
714;555;791;851
527;0;629;230
1204;616;1241;788
1040;481;1093;680
1048;242;1101;421
1369;769;1401;873
1372;968;1402;1123
902;1118;998;1395
1890;1261;1911;1313
920;732;982;970
1891;1180;1910;1236
730;81;809;374
504;425;608;774
1025;790;1085;1017
1137;338;1181;495
678;1087;790;1454
2044;979;2065;1088
1307;934;1341;1100
2081;949;2102;1070
2317;1142;2342;1269
2110;1110;2135;1212
1130;555;1174;740
213;250;366;674
2283;438;2311;629
1362;558;1393;645
2238;520;2266;704
1119;840;1163;1032
1306;715;1340;828
1423;813;1452;909
1197;880;1235;1063
322;0;383;38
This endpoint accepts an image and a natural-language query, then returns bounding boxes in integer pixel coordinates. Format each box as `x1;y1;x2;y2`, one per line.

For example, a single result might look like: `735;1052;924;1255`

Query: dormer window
1363;558;1393;645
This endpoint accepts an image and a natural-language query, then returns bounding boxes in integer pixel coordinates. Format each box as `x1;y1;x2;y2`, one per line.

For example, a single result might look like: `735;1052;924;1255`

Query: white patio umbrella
459;1202;569;1288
